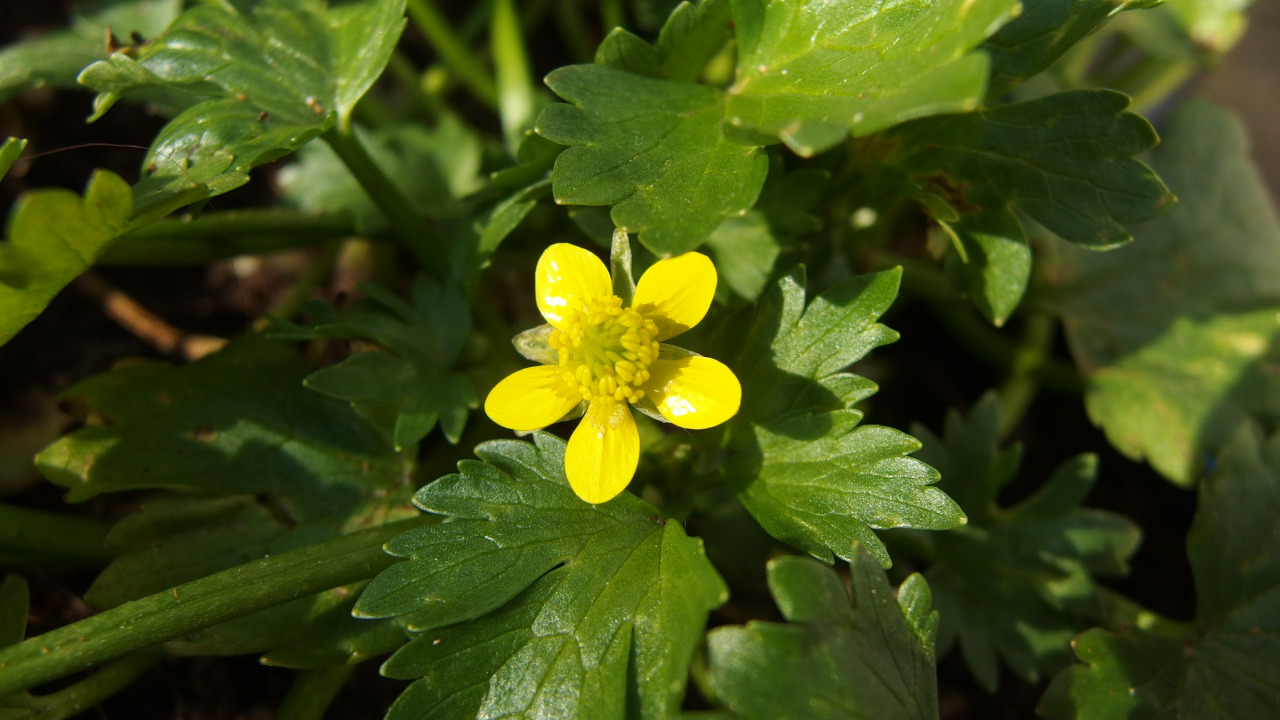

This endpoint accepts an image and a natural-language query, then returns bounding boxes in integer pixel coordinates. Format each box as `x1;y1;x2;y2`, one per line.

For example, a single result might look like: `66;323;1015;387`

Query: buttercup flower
485;243;741;504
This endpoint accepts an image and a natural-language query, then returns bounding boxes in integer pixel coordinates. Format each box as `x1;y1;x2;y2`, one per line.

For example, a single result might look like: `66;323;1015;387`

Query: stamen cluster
549;295;660;403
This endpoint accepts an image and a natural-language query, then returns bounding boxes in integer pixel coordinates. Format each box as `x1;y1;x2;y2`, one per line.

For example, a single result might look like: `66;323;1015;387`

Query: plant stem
4;649;164;720
405;0;498;108
878;252;1084;396
387;51;442;119
996;311;1055;438
1126;59;1197;116
599;0;624;33
0;517;428;696
0;504;115;565
101;211;358;265
276;665;356;720
321;127;445;278
491;0;537;154
252;241;341;331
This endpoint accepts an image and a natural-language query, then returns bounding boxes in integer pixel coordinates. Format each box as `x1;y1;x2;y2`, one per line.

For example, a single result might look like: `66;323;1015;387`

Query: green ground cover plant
1;0;1277;717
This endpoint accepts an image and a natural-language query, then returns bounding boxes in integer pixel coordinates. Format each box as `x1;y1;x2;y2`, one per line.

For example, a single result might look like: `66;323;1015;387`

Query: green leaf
731;268;965;567
0;138;25;181
356;433;727;720
887;90;1172;248
705;211;780;300
1046;100;1280;485
1040;423;1280;719
271;274;478;448
78;0;406;217
539;64;768;256
706;551;939;720
982;0;1162;96
34;336;415;660
905;394;1140;691
0;170;133;346
941;206;1031;326
724;0;1020;156
0;0;181;103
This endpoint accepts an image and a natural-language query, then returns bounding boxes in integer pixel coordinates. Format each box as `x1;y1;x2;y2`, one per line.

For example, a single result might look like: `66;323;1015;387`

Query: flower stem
0;516;427;696
0;504;115;565
405;0;497;108
276;665;356;720
321;127;446;278
101;211;358;265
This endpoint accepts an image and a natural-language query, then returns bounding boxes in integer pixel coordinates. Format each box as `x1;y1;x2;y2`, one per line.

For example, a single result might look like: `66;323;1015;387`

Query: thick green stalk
2;649;164;720
0;517;427;696
405;0;497;108
276;665;356;720
101;212;358;265
321;127;445;278
0;504;115;565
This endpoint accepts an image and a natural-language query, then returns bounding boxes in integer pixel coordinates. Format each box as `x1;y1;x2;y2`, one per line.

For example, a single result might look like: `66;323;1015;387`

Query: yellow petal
565;399;639;504
631;252;716;341
536;243;612;330
644;353;741;429
484;366;581;432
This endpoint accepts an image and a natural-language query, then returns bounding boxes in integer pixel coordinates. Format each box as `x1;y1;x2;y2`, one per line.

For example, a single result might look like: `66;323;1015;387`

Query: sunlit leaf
539;64;768;257
78;0;406;217
0;170;132;346
730;268;965;567
356;433;727;720
725;0;1020;155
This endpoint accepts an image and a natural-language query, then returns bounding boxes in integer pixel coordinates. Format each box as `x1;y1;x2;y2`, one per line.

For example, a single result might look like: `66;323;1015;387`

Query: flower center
550;295;660;404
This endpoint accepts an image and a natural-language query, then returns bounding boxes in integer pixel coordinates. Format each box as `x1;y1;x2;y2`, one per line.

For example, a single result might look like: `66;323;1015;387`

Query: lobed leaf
1046;100;1280;485
907;395;1141;691
0;170;133;346
1040;423;1280;719
77;0;406;217
706;551;939;719
982;0;1163;96
730;268;964;567
887;89;1172;248
357;433;727;719
539;64;768;257
271;274;478;448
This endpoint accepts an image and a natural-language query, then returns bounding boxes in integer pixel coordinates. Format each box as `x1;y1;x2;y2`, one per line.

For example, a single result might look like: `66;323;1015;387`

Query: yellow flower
485;243;742;504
